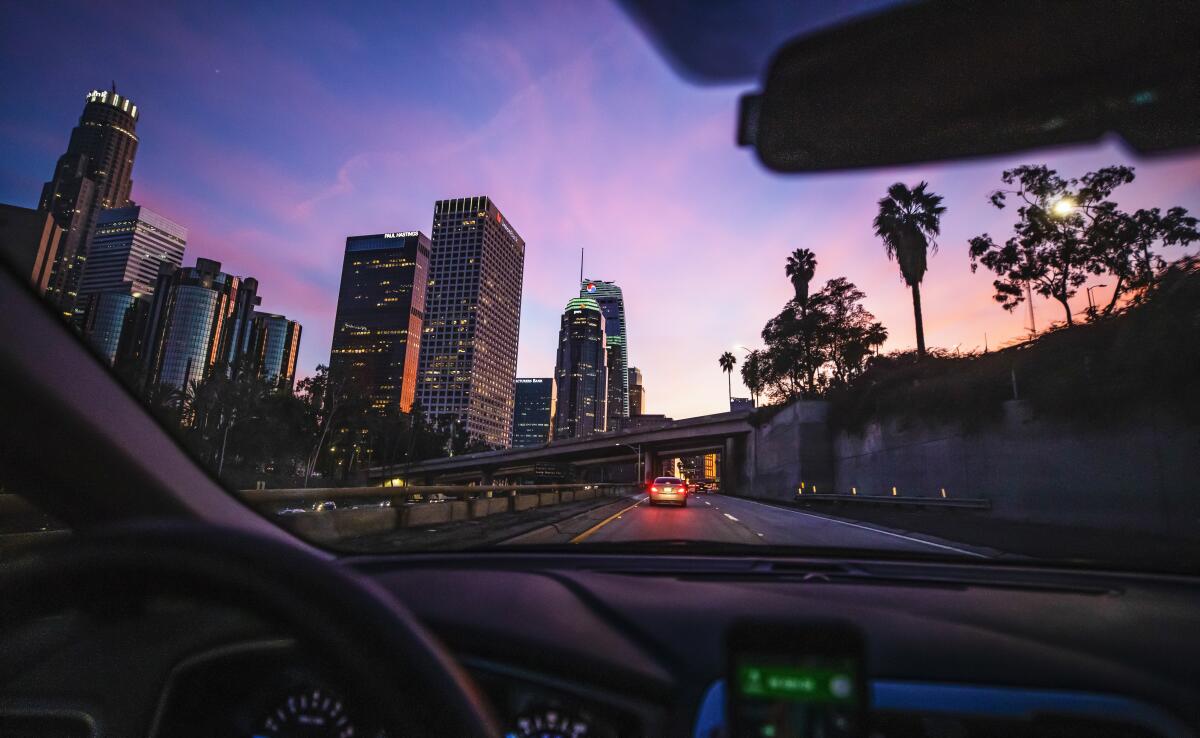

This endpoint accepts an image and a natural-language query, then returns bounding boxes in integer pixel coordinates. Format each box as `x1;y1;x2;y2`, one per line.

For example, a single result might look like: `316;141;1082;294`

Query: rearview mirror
741;0;1199;172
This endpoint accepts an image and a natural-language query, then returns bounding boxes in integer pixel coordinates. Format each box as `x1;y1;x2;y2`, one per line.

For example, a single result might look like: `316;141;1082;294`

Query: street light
615;442;642;487
733;345;757;406
1052;196;1077;217
1086;284;1108;315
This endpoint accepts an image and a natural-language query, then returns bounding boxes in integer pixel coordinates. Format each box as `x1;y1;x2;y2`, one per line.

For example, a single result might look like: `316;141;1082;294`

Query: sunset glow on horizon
3;0;1197;420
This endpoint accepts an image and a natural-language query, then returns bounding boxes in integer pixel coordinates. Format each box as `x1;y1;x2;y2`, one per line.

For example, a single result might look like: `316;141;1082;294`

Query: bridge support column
721;437;740;496
645;450;661;485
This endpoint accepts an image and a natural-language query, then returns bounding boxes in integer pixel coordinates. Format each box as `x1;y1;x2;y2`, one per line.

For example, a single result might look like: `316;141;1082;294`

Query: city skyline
3;1;1199;421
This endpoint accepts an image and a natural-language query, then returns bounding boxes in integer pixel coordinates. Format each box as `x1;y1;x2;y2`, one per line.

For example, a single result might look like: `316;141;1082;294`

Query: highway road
572;493;991;557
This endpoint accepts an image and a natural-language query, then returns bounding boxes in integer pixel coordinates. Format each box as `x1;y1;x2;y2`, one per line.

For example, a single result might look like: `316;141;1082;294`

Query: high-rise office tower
511;378;556;448
552;297;608;439
416;197;525;448
77;206;186;299
249;312;302;390
628;366;645;416
75;206;186;364
0;203;63;295
78;290;151;368
38;88;140;316
142;258;260;390
329;231;429;412
580;280;629;425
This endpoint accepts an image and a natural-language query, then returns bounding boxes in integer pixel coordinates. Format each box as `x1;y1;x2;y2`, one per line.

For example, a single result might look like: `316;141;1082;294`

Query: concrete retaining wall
744;401;834;501
831;401;1200;536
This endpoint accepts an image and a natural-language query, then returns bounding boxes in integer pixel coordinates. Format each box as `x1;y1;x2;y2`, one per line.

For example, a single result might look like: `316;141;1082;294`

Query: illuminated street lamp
615;442;642;486
1052;196;1077;217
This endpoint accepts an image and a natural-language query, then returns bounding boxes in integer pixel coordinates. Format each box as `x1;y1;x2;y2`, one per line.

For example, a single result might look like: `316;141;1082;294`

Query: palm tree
873;181;946;359
784;248;818;306
740;349;766;407
718;351;737;407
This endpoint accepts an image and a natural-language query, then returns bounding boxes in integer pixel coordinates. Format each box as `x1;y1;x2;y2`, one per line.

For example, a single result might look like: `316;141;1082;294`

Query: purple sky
3;0;1198;419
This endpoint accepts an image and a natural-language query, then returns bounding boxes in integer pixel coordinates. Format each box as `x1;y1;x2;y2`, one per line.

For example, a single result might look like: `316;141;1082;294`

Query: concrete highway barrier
794;492;990;510
240;483;637;544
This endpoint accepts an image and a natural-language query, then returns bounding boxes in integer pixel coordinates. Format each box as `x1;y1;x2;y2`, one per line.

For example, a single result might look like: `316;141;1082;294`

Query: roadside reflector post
813;485;818;493
941;487;947;498
851;487;857;495
892;486;898;497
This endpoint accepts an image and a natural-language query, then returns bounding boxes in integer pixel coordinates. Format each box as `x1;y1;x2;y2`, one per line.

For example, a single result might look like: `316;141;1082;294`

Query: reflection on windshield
1;3;1198;570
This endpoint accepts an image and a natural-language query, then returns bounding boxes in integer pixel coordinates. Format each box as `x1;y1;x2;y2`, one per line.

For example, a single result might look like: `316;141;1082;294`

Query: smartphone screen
727;623;866;738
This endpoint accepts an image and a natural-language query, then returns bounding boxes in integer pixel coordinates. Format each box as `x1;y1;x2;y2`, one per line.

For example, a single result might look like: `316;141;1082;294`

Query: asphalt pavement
572;493;993;557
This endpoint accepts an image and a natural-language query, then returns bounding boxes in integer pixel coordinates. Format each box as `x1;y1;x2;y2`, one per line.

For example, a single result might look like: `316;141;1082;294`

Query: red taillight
650;486;658;493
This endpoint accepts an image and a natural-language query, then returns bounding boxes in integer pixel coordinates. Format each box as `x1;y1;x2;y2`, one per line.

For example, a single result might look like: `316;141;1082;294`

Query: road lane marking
570;498;644;543
723;496;989;558
704;501;711;506
723;513;739;522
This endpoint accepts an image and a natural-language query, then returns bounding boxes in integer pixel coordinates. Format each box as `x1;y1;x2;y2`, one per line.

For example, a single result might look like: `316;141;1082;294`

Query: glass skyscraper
628;366;645;416
142;258;259;390
329;231;429;412
511;378;556;448
249;312;302;390
553;297;608;439
75;205;186;364
39;88;140;317
580;279;629;425
416;196;525;448
77;205;186;299
78;290;148;367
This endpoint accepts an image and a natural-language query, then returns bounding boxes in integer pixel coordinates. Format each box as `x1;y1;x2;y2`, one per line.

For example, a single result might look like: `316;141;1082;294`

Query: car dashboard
1;552;1197;737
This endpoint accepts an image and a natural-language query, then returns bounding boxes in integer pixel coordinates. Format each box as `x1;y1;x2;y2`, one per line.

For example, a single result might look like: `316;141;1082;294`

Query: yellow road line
570;498;644;543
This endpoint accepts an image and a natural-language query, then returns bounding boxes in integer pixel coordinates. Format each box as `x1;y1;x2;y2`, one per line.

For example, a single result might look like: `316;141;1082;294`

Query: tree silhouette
873;182;945;358
1086;204;1198;315
740;350;767;407
718;351;737;407
969;165;1131;326
760;277;887;399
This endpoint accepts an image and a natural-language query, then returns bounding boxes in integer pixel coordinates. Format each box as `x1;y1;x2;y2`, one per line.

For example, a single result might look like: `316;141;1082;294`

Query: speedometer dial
256;686;358;738
508;706;594;738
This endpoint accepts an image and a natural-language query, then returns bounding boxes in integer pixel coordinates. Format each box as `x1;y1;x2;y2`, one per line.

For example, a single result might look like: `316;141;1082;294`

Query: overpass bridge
369;410;756;492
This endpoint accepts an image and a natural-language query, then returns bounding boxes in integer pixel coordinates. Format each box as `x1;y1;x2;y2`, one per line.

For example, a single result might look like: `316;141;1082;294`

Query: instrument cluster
152;642;640;738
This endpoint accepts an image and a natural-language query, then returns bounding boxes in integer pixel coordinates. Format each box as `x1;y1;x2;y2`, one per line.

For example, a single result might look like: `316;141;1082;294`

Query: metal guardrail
239;483;636;506
795;492;991;510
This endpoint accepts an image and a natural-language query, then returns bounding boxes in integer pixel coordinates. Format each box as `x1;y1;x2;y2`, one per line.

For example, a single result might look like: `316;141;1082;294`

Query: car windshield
2;1;1198;571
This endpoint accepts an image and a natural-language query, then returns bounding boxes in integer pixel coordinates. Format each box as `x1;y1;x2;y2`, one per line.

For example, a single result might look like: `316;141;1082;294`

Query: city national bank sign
383;231;419;239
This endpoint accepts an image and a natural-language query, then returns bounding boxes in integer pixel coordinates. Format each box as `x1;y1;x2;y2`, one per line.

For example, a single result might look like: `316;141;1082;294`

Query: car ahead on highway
648;477;688;507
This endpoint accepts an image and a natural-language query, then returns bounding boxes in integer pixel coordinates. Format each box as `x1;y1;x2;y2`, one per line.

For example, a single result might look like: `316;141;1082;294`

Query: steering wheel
0;522;501;737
